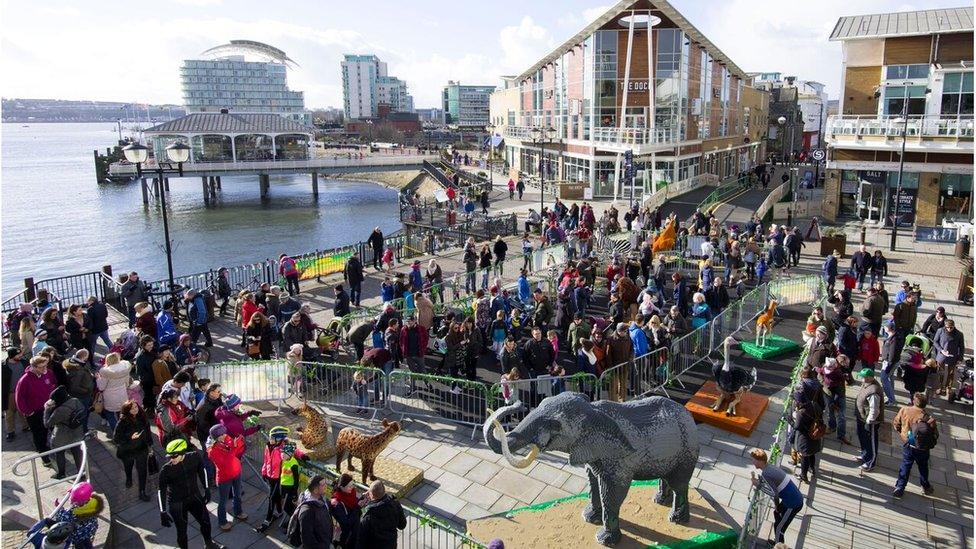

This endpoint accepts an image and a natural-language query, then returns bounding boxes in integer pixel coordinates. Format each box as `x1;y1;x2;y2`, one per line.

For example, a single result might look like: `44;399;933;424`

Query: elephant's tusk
492;417;540;469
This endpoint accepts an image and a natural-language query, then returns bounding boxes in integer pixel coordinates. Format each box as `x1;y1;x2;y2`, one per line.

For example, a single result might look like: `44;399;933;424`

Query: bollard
24;278;36;302
859;225;866;246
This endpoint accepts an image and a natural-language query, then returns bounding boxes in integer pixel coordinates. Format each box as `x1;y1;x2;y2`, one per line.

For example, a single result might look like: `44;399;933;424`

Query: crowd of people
2;178;971;548
745;245;968;546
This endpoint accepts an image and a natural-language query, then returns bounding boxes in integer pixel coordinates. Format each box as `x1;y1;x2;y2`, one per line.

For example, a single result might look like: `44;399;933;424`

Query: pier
106;111;439;203
113;153;439;203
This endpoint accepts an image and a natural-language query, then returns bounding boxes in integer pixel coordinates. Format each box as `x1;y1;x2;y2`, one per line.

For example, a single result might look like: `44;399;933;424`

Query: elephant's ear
568;407;636;466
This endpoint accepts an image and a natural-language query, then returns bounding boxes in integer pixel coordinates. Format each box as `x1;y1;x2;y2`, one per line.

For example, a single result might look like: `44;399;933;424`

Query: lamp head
122;142;149;164
777;116;787;125
165;142;190;164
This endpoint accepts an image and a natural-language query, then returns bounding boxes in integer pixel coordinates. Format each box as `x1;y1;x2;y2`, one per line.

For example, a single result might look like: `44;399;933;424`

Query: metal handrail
12;439;91;520
109;153;440;175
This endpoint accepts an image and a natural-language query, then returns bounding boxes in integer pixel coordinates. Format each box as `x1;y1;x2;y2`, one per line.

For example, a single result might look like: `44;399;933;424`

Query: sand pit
467;481;734;549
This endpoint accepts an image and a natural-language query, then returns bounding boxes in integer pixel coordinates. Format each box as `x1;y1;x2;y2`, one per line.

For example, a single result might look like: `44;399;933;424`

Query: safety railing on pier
109;153;441;176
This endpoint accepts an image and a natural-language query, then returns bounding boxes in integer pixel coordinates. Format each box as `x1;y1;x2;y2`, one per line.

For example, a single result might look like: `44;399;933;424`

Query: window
885;64;930;80
883;85;928;115
941;72;974;116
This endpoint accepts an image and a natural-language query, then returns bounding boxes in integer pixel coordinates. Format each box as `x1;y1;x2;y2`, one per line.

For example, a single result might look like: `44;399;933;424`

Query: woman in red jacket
239;292;260;329
857;327;881;371
206;424;247;531
330;473;363;547
154;388;194;446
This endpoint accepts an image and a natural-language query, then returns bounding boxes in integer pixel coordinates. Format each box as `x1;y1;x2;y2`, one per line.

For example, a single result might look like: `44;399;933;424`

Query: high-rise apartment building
181;40;306;122
824;6;973;227
489;0;768;198
341;54;413;120
442;81;496;128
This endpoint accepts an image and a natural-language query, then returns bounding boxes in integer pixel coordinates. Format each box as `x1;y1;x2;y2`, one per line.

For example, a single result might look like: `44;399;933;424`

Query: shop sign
618;80;650;92
858;170;885;185
885;187;917;227
915;226;958;243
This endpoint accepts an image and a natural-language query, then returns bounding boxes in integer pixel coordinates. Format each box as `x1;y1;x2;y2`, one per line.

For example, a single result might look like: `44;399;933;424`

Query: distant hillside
2;98;185;123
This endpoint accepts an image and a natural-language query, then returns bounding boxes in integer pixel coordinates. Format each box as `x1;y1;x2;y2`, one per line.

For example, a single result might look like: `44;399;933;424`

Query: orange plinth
685;381;769;437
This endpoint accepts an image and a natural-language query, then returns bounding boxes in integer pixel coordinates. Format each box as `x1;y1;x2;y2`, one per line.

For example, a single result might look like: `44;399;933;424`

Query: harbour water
0;123;400;296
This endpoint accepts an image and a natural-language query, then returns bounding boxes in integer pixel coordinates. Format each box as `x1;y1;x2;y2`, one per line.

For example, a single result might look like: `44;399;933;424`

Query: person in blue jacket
822;250;839;294
408;261;423;292
156;300;180;348
628;316;650;357
185;289;213;347
517;270;531;304
750;448;803;546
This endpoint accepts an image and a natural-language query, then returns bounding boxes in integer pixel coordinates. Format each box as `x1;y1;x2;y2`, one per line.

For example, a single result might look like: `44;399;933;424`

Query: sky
1;0;965;109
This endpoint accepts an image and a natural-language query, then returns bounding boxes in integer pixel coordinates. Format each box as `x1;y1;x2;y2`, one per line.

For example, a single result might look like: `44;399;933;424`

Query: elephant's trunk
483;402;540;469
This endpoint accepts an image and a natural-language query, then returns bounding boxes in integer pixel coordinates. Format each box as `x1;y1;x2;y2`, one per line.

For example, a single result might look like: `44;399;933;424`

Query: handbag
147;450;160;476
248;342;260;356
92;391;104;414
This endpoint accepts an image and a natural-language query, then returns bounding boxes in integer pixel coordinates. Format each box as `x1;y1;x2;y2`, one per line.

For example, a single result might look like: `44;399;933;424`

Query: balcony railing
590;126;674;147
503;125;676;147
826;114;975;140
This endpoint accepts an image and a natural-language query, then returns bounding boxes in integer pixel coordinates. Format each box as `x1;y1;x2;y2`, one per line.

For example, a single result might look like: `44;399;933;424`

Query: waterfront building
342;54;413;120
442;81;496;128
823;6;974;228
181;40;307;123
489;0;768;199
751;73;828;153
416;108;444;124
143;112;315;162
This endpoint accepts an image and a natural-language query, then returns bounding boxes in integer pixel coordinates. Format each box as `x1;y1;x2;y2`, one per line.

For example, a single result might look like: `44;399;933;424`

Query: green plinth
739;334;801;360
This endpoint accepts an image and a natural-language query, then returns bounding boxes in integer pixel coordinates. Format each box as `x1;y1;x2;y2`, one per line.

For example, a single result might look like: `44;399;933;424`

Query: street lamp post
122;141;190;295
778;115;797;226
889;106;911;251
530;126;557;216
888;86;930;250
485;123;495;192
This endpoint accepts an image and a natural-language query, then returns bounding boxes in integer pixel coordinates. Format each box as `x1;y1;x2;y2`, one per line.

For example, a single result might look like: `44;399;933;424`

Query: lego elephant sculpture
483;392;700;546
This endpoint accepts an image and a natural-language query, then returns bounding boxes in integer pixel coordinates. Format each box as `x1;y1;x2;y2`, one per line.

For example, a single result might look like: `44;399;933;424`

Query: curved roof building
181;40;306;122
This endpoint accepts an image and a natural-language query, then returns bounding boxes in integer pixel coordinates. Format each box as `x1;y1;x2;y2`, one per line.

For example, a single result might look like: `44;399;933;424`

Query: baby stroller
948;357;974;406
315;317;344;360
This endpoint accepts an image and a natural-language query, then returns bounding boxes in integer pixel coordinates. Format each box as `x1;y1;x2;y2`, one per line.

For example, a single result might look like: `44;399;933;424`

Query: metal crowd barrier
598;346;669;401
293;361;387;420
386;371;493;437
196;360;290;407
738;283;827;548
491;372;599;423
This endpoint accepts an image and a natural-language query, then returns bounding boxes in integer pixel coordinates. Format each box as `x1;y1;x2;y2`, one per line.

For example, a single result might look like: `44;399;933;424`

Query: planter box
820;235;847;257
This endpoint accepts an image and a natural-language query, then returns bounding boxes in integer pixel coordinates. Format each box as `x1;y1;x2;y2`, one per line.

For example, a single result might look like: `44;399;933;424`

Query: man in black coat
344;252;365;307
298;475;333;549
367;228;385;270
522;327;555;377
356;481;406;549
850;245;873;292
85;295;111;351
334;285;351;318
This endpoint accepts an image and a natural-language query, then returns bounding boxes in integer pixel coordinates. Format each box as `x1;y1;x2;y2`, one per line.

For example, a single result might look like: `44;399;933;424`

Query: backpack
64;404;87;430
286;500;310;547
909;415;938;450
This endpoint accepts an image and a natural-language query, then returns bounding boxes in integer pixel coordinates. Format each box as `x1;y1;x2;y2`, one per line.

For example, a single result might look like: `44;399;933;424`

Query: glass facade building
181;56;306;121
491;3;766;198
442;82;496;127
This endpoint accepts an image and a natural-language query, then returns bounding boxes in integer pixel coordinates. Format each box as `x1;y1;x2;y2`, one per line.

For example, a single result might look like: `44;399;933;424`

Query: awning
486;135;504;148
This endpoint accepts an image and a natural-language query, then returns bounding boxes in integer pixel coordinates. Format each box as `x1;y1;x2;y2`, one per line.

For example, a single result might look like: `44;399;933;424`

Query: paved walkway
4;177;972;549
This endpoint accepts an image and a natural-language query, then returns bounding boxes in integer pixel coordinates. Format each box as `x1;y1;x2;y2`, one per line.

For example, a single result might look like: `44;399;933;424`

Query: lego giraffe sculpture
755;299;778;347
